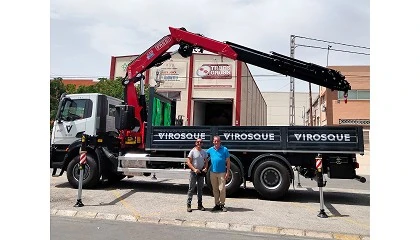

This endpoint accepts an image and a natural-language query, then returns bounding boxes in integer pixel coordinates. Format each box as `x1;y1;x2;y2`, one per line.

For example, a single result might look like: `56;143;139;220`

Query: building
262;92;318;126
306;65;370;147
109;53;267;126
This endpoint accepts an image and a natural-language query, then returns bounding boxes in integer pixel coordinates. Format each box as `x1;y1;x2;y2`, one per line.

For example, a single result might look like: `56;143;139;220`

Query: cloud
51;0;369;91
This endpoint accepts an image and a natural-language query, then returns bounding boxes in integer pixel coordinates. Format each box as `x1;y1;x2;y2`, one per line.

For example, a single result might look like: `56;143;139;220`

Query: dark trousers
187;171;205;205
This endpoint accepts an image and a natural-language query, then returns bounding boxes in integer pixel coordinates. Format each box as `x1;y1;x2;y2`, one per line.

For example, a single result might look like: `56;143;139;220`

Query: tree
65;84;77;94
94;77;125;100
50;77;66;126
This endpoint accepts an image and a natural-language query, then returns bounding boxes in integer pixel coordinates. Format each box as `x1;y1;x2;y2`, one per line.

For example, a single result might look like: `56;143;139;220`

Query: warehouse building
109;53;267;127
262;92;318;126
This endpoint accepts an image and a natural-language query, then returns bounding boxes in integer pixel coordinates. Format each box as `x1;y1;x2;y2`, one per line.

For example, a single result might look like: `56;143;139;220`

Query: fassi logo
155;36;172;51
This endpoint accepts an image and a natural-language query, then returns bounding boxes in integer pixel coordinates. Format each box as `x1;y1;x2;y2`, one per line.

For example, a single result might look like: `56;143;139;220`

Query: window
338;90;370;100
357;90;370;99
109;104;117;117
60;99;92;121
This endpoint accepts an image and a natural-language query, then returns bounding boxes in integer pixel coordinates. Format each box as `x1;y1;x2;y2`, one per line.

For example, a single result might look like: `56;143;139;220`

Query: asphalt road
51;215;319;240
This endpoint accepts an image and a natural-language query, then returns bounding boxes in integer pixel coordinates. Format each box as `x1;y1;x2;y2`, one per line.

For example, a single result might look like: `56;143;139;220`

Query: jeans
187;171;205;205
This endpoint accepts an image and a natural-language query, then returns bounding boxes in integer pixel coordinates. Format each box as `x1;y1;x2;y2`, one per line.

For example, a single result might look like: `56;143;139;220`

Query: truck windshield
59;99;92;121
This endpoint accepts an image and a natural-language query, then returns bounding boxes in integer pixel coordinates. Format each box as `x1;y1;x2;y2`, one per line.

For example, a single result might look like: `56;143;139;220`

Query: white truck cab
50;93;123;169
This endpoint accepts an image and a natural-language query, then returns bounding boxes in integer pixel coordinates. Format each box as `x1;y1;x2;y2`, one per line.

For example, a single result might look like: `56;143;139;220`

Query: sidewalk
51;173;370;239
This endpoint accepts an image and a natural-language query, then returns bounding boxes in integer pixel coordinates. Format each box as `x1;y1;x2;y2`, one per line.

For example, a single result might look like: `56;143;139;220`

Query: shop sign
196;64;232;79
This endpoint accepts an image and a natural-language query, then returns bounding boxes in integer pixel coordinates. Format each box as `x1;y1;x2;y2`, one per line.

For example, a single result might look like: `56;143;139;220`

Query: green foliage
94;77;125;100
65;84;77;94
50;77;66;122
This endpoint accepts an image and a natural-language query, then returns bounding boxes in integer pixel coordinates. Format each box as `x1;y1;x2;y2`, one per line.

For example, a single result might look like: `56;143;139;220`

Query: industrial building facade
262;92;318;126
109;53;267;127
306;65;370;128
307;65;370;148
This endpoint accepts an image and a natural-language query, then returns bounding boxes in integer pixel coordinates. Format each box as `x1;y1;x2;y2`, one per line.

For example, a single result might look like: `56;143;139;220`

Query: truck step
118;167;190;175
118;155;186;163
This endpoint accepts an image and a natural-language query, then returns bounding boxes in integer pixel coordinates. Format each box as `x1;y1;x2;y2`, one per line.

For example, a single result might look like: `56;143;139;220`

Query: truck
50;27;365;200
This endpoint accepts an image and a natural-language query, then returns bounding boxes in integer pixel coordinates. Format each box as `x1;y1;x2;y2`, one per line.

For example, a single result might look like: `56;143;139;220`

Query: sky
50;0;370;92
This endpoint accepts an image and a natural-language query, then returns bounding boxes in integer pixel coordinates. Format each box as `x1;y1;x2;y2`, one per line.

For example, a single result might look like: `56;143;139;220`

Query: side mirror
56;97;71;123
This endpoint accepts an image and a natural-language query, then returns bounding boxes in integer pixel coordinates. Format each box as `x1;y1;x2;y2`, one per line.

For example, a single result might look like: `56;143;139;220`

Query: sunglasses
196;141;203;144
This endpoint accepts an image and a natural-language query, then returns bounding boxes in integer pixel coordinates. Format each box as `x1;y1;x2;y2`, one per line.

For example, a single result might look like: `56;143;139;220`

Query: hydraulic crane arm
125;27;350;91
120;27;351;150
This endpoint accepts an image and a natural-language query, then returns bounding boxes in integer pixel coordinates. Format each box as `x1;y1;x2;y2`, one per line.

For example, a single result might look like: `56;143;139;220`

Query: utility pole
323;45;332;126
289;35;369;126
302;106;306;126
289;35;296;126
327;45;331;66
308;83;313;126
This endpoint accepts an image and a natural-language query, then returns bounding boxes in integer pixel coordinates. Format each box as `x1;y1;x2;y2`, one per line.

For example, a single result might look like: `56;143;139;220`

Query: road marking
110;190;142;220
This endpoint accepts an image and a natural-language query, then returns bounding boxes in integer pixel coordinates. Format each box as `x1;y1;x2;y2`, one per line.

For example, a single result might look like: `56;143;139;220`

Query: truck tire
205;161;242;196
253;160;290;200
66;154;100;189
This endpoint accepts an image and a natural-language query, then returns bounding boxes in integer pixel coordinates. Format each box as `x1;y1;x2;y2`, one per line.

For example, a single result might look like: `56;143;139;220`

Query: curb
51;209;370;240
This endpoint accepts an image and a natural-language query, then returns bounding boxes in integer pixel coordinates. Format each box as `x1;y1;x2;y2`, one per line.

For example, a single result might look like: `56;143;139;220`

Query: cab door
51;97;94;165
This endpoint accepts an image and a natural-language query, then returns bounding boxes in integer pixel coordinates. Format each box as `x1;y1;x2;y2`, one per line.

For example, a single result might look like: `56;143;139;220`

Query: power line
293;35;370;50
295;44;370;56
278;83;291;90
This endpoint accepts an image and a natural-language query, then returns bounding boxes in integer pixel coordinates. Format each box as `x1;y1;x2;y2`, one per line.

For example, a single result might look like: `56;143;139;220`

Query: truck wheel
66;154;100;189
205;161;242;196
253;160;290;200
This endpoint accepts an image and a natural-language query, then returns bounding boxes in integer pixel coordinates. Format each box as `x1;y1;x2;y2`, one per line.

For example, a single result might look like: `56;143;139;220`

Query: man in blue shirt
207;135;230;212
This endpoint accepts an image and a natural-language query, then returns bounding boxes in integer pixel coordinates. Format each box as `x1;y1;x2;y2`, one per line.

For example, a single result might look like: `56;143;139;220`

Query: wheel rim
260;167;282;190
72;163;91;182
225;168;233;187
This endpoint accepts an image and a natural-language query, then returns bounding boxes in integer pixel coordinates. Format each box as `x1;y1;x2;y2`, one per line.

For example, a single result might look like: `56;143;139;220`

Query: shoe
187;204;192;212
211;205;220;211
220;205;227;212
198;204;205;211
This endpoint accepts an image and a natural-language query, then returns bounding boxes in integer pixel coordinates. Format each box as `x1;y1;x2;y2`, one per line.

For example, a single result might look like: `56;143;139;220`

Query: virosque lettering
293;133;351;142
223;133;275;141
157;132;205;140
